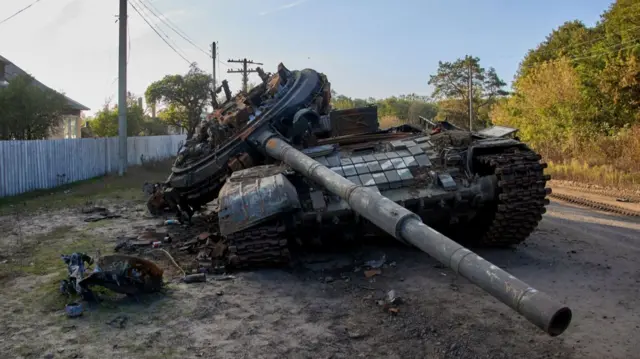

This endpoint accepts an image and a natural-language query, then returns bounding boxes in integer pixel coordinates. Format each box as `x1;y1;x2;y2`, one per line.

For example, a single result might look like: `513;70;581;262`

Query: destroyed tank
151;63;571;336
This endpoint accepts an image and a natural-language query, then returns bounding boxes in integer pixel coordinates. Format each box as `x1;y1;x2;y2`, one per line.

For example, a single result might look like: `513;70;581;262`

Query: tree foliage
145;64;211;139
330;92;437;128
491;0;640;183
0;73;68;140
90;94;144;137
428;56;508;129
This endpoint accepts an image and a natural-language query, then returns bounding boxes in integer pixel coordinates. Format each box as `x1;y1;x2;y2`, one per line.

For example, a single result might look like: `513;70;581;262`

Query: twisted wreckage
146;63;572;336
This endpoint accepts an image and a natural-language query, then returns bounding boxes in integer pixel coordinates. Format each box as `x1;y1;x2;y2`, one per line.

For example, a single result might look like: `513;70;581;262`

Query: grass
0;224;117;311
0;160;174;312
0;159;174;216
547;159;640;191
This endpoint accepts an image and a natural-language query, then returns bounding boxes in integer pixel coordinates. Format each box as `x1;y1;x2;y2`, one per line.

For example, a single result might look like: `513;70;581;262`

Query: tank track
549;192;640;217
475;147;551;246
227;224;290;268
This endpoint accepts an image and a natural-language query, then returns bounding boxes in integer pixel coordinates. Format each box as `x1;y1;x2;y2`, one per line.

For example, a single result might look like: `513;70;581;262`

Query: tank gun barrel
260;133;571;337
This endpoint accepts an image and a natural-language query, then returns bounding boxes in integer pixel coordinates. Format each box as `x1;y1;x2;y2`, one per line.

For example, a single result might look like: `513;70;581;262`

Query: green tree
492;57;590;159
157;104;188;133
146;64;211;139
407;101;438;124
140;116;169;136
428;56;508;129
492;0;640;186
90;94;144;137
517;21;594;79
0;73;68;140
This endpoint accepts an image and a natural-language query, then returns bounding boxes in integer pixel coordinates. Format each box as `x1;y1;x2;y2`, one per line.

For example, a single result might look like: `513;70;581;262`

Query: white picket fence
0;135;186;198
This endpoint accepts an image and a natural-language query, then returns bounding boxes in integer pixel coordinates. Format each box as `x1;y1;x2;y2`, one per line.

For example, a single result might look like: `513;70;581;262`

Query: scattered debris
616;198;630;203
347;330;367;339
364;269;381;278
183;273;207;283
60;253;164;301
165;219;180;226
365;255;386;269
144;182;169;215
83;208;121;222
81;206;108;214
114;230;170;253
387;290;402;305
107;315;129;329
216;290;224;296
64;302;84;318
115;239;152;252
60;252;94;299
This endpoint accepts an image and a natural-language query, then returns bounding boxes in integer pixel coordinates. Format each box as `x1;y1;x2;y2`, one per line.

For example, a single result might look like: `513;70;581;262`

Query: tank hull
148;64;570;336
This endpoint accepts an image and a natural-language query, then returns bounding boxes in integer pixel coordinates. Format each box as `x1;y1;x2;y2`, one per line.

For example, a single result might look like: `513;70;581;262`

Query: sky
1;0;615;115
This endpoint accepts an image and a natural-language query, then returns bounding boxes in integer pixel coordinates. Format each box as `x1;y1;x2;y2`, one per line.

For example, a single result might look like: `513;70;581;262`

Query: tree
491;57;590;159
407;101;437;123
146;64;211;139
517;21;594;79
0;73;68;140
491;0;640;179
428;56;508;129
90;94;144;137
157;104;188;133
140;116;169;136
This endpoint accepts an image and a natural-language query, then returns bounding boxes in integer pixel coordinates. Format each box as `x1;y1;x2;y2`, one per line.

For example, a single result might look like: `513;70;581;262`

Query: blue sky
1;0;614;114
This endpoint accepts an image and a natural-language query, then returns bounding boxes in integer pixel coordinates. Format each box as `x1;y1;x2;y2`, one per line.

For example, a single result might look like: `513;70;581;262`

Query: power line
568;38;639;62
0;0;44;26
132;0;191;62
137;0;211;58
128;0;192;65
527;4;640;60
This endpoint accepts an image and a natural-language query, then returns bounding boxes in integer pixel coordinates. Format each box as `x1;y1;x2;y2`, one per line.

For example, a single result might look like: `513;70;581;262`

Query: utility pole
118;0;128;176
467;56;473;132
227;58;263;92
211;42;217;90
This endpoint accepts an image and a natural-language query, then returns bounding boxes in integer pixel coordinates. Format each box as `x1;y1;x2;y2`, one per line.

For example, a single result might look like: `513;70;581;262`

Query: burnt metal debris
60;253;164;300
145;63;572;336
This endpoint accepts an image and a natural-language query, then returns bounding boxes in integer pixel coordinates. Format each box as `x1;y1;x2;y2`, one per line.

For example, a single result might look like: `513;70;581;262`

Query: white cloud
259;0;309;16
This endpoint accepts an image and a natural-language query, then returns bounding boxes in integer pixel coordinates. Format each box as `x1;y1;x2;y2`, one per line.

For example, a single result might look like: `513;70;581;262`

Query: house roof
0;54;90;111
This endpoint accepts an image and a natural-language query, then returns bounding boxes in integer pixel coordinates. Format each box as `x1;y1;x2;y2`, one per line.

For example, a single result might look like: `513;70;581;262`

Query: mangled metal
60;253;163;300
145;63;571;336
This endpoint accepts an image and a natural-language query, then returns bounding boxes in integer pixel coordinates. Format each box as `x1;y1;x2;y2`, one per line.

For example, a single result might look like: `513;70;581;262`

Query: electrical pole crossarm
225;57;264;92
227;58;263;65
226;69;260;73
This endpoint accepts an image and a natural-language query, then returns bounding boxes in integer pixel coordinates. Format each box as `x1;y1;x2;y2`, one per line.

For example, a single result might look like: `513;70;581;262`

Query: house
0;54;89;139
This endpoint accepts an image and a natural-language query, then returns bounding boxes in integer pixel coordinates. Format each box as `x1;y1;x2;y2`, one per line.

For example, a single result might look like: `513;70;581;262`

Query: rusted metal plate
218;173;301;235
329;106;379;136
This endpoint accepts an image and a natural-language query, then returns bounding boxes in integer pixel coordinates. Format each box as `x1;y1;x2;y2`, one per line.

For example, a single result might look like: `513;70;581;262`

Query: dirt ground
1;168;639;359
